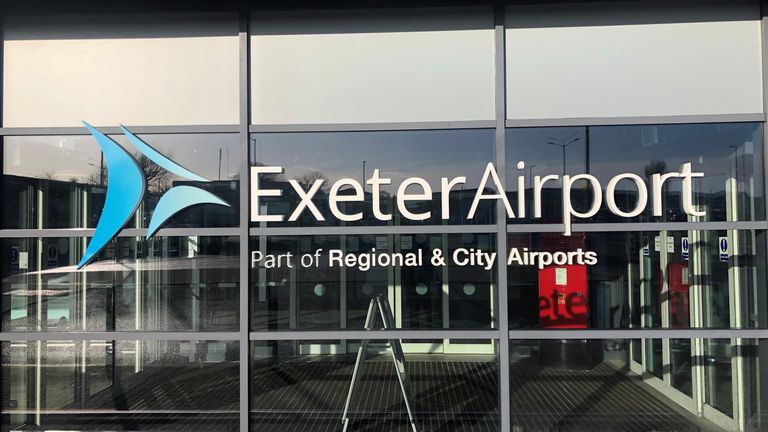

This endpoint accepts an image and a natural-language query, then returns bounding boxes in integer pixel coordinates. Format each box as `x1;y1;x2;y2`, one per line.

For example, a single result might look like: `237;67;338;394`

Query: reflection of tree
296;170;328;192
87;165;107;186
136;153;173;193
86;152;173;193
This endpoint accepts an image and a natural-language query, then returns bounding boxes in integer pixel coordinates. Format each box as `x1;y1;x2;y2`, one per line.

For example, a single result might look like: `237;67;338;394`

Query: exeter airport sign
251;161;705;236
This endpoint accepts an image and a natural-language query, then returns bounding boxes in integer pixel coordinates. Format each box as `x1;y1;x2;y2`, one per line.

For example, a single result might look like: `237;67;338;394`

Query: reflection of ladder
341;294;418;432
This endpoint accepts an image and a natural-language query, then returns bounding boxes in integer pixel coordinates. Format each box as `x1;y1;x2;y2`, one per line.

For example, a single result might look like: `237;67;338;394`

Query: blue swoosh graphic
78;122;145;269
119;125;208;182
146;185;230;239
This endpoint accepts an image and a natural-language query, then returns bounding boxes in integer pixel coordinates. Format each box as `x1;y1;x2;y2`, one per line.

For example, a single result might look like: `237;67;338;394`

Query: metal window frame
0;4;765;432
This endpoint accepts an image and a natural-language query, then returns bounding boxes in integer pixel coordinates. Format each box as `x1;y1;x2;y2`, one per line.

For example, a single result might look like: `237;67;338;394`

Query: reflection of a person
57;316;69;331
195;341;208;368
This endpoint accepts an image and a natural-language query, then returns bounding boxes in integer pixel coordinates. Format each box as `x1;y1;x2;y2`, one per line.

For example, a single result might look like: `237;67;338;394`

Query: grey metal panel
508;329;768;339
505;113;765;128
0;332;242;341
249;120;496;133
8;221;757;239
494;5;511;432
0;227;241;238
0;125;240;136
248;330;500;340
505;0;760;28
238;12;251;432
508;221;768;233
249;225;498;236
759;6;768;422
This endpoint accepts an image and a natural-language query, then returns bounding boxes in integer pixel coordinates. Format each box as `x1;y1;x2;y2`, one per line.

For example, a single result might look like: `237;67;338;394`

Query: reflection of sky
252;129;495;192
4;134;240;182
506;123;762;193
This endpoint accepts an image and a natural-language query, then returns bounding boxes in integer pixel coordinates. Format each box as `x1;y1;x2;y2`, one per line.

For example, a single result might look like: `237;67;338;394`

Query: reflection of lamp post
88;154;105;186
527;164;536;189
218;148;223;181
727;145;739;179
547;136;580;177
362;160;366;191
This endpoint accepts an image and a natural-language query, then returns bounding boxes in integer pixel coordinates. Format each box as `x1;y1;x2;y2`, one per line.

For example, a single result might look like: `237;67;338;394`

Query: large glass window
3;14;239;127
2;340;239;431
0;3;765;432
505;2;762;119
2;134;240;229
250;129;496;227
506;123;764;224
250;233;496;331
1;236;239;332
509;339;766;432
250;339;498;430
508;230;767;330
250;8;495;124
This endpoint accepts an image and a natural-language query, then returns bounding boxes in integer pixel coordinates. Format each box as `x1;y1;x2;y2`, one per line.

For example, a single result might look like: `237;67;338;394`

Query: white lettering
562;174;602;236
250;166;284;222
329;178;364;222
469;163;514;219
397;177;432;221
288;179;325;221
606;173;648;218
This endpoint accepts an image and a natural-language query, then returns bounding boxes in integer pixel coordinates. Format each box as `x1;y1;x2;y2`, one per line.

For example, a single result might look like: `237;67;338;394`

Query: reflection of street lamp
547;136;580;177
218;148;223;181
87;153;105;186
727;145;739;179
362;160;366;191
527;164;536;189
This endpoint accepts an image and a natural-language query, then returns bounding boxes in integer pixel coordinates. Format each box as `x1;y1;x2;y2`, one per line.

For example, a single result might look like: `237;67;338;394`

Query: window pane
250;129;495;227
3;14;239;127
2;340;239;431
251;340;498;430
2;134;240;229
506;123;764;224
250;233;496;331
1;236;239;332
506;2;762;119
508;230;767;329
251;8;494;124
509;339;766;432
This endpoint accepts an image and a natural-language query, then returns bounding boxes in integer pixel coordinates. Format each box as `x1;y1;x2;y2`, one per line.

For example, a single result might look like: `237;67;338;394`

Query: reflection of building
1;1;767;431
257;174;495;226
3;173;239;229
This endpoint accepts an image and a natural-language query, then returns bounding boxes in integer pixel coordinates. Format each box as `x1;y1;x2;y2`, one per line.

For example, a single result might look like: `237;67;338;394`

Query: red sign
538;264;589;328
668;262;690;328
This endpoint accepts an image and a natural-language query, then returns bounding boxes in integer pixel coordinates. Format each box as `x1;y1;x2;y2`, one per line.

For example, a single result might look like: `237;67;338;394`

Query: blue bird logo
77;121;231;268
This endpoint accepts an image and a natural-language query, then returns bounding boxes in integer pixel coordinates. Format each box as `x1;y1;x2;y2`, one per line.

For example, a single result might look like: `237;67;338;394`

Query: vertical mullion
238;10;251;432
759;0;768;425
0;20;3;427
494;4;510;432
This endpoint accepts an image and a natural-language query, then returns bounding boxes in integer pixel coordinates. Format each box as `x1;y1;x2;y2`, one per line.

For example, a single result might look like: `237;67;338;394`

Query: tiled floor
508;360;723;432
15;355;727;431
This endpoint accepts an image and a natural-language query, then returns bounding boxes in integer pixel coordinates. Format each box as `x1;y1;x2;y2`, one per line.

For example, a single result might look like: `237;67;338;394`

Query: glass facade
1;1;767;432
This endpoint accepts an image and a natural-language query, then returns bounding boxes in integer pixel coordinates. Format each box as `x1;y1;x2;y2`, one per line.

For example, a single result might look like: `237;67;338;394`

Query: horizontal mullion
250;225;498;236
0;124;239;136
0;227;241;238
249;330;500;340
508;221;768;233
249;120;496;133
508;329;768;339
0;331;242;341
505;113;765;128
